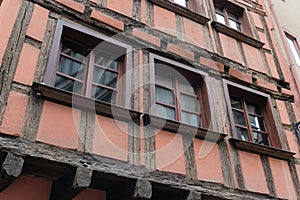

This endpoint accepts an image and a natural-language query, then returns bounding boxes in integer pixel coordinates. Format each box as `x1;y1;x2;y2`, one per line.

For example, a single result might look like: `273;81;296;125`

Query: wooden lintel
133;179;152;199
50;167;93;200
0;153;24;191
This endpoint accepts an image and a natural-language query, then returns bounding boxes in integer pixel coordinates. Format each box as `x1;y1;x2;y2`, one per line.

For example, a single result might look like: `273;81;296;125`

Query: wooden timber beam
50;167;92;200
0;152;24;191
133;179;152;199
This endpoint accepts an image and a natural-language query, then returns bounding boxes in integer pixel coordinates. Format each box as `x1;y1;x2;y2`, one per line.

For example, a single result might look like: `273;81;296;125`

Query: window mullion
242;98;254;142
174;76;181;122
223;9;230;27
84;51;95;97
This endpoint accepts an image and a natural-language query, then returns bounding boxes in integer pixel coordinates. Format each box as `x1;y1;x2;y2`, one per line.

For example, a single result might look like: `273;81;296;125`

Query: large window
150;54;213;128
224;80;281;148
286;34;300;66
44;20;131;106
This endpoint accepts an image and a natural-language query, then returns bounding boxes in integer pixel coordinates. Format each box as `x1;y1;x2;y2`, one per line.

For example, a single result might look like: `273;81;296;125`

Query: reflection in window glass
174;0;188;7
286;36;300;66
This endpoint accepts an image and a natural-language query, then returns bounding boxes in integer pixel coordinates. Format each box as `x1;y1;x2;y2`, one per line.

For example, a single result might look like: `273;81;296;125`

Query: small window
44;21;131;107
286;34;300;66
150;54;213;128
214;5;242;31
224;80;281;148
173;0;188;8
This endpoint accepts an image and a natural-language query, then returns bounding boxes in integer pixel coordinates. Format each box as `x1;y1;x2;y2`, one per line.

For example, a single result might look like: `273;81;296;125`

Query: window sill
212;21;264;49
229;138;295;160
149;0;209;25
32;82;226;141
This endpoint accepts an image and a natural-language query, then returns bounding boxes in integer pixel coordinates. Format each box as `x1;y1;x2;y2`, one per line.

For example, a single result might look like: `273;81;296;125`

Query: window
44;20;132;106
286;34;300;66
173;0;188;8
214;5;242;31
224;80;281;148
150;54;213;128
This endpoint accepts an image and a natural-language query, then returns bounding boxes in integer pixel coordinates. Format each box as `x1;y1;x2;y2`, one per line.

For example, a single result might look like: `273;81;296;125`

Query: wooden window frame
211;0;264;48
149;53;216;129
214;4;242;31
44;20;132;108
285;32;300;66
223;79;281;148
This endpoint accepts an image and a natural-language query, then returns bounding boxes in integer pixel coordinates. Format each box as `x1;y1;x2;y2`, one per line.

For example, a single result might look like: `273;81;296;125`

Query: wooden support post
133;179;152;199
50;167;92;200
0;153;24;191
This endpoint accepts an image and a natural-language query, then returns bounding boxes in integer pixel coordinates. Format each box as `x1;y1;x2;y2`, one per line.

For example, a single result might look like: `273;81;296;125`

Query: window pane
252;132;269;146
174;0;187;7
178;76;196;95
236;127;249;141
229;19;241;31
246;102;261;115
230;97;242;109
227;11;239;21
233;110;246;126
95;54;119;71
156;86;175;105
91;86;115;104
55;75;82;94
180;94;199;112
61;39;86;61
58;56;84;79
216;13;226;25
155;104;176;121
181;112;200;127
93;67;118;88
286;37;300;66
249;116;266;131
155;70;174;89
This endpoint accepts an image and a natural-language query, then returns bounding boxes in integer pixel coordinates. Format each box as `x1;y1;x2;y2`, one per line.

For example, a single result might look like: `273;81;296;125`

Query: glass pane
236;127;249;141
229;19;241;31
155;104;176;121
181;112;200;127
156;86;175;105
227;11;239;21
249;116;266;131
155;68;174;89
61;39;86;61
230;97;242;109
246;102;261;115
94;50;119;71
178;76;196;95
286;37;300;66
93;67;118;88
216;13;226;25
91;86;115;104
174;0;187;7
180;94;199;112
58;56;84;79
54;75;82;94
233;110;246;126
252;132;269;146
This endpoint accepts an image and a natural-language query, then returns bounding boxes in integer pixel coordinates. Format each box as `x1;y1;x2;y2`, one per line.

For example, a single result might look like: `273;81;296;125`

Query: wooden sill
212;21;264;48
149;0;209;25
229;138;295;160
32;82;226;141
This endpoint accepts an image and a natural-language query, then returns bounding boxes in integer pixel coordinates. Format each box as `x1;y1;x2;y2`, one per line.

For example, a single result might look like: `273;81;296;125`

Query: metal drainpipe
267;0;300;95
